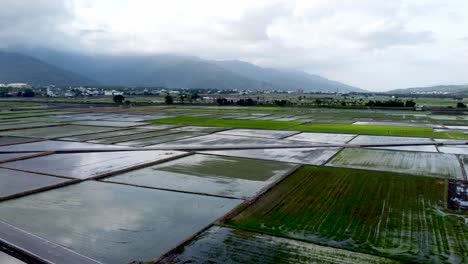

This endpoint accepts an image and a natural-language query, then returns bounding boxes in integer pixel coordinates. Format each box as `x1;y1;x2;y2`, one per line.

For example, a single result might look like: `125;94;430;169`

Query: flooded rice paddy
1;151;185;179
0;181;242;263
105;154;296;199
0;107;467;263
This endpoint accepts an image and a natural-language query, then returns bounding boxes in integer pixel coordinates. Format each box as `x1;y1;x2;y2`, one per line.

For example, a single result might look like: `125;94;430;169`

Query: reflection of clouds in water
111;154;293;198
204;148;340;165
0;251;25;264
0;181;241;263
4;151;184;178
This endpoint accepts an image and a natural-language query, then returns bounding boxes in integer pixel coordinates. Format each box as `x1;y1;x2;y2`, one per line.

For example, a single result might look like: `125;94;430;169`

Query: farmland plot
201;147;341;165
216;129;298;139
104;154;295;199
448;180;468;211
0;181;242;263
118;132;205;147
0;136;41;146
285;132;356;144
348;135;437;152
0;150;185;179
88;130;179;144
0;168;69;199
327;148;464;179
0;122;62;131
0;153;42;163
353;121;442;128
161;226;401;264
159;134;299;146
437;145;468;155
58;129;151;142
0;125;119;139
137;124;181;130
0;140;126;152
229;166;468;263
170;126;226;133
70;120;147;127
349;135;433;145
0;251;25;264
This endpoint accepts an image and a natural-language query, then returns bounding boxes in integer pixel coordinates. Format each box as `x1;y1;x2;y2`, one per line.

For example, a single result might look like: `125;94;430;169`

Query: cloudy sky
1;0;468;91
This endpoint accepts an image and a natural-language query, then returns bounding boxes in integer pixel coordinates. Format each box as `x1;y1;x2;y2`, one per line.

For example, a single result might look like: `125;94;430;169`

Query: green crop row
227;166;468;263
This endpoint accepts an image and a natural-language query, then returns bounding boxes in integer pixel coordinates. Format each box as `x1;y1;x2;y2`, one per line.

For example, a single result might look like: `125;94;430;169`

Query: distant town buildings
104;90;124;96
6;83;31;88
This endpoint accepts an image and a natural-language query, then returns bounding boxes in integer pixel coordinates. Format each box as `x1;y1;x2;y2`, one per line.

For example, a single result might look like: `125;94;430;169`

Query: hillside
0;51;97;86
389;84;468;94
213;60;365;92
21;49;364;92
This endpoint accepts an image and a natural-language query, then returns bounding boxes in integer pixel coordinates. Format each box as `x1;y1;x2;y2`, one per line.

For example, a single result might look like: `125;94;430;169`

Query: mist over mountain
3;48;365;92
0;51;97;86
212;60;365;92
388;84;468;94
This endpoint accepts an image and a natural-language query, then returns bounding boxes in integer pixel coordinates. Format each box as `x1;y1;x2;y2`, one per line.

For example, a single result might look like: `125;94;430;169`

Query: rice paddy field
0;104;467;263
228;166;468;263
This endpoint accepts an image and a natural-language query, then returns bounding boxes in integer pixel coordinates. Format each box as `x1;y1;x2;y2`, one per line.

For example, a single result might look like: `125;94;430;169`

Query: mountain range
0;49;365;92
388;84;468;94
0;51;96;86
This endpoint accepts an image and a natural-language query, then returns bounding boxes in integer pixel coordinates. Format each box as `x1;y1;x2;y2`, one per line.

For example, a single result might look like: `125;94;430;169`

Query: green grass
292;123;468;139
151;116;301;130
152;116;468;139
228;166;468;263
0;101;44;108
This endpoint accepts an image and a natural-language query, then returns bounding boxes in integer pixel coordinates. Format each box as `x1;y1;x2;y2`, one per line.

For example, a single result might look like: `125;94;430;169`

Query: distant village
0;83;322;98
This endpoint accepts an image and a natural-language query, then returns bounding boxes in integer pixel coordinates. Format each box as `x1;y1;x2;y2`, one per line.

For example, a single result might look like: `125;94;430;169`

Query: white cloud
1;0;468;90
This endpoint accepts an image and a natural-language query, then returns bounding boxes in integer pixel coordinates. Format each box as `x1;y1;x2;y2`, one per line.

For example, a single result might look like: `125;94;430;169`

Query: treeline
216;98;291;107
365;99;415;107
0;88;35;97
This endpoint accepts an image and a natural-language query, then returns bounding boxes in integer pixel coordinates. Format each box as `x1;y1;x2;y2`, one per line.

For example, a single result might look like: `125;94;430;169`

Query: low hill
213;60;366;92
388;84;468;95
0;51;97;86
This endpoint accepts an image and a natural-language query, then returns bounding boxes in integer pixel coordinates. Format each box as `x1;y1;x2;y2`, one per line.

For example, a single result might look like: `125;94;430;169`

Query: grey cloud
353;24;434;49
0;0;74;49
220;3;291;42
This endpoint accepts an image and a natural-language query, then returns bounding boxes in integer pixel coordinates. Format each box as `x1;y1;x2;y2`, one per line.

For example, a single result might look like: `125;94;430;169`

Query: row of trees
0;88;35;97
365;99;416;107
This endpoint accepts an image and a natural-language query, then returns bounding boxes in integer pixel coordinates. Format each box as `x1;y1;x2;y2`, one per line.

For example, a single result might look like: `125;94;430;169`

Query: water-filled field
327;148;464;179
202;147;341;165
1;151;185;179
0;181;242;263
0;106;467;263
104;154;296;199
162;226;401;264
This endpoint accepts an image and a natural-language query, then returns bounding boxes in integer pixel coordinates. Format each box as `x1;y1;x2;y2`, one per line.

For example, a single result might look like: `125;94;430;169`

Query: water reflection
0;181;242;263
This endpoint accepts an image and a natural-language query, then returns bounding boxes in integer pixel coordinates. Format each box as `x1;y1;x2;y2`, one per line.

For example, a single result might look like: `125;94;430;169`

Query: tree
457;102;466;108
315;99;322;106
113;95;125;104
179;94;186;104
405;100;416;107
165;95;174;104
217;98;228;106
274;99;289;107
22;89;35;97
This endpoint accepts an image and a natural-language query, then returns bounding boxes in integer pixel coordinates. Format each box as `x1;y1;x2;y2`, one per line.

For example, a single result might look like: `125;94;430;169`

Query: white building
7;83;30;88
